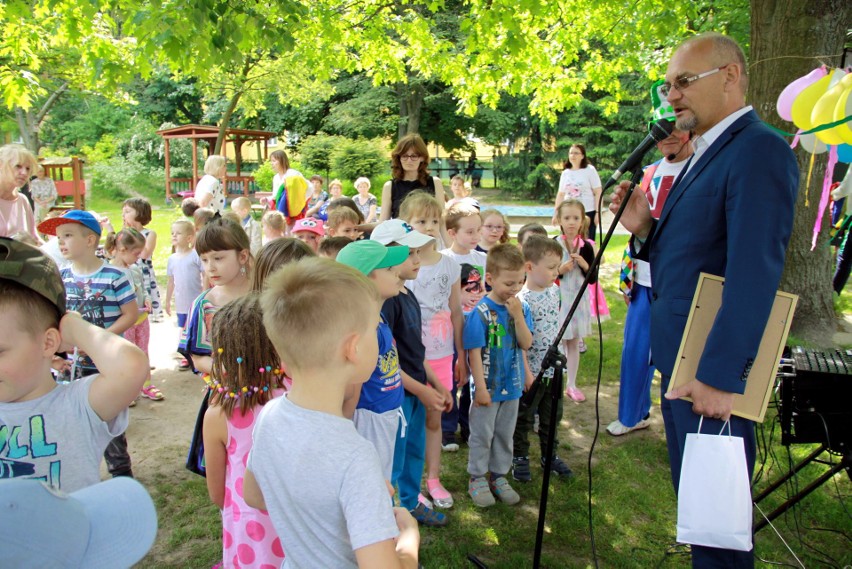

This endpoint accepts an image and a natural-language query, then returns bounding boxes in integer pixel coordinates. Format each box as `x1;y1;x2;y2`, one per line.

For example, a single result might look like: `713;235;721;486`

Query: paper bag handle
696;416;732;438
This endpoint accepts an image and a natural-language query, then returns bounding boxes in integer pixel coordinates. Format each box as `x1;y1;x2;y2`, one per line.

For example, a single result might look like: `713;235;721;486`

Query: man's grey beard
676;115;697;132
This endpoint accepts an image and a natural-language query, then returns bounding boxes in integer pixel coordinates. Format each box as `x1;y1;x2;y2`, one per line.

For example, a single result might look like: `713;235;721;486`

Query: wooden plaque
666;273;798;423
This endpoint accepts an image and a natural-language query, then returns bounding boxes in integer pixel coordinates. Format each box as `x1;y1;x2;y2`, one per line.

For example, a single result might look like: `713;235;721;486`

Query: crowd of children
1;153;615;567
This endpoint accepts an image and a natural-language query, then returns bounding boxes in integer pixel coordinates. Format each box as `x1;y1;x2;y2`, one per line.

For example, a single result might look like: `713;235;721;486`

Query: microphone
667;153;676;161
603;120;674;190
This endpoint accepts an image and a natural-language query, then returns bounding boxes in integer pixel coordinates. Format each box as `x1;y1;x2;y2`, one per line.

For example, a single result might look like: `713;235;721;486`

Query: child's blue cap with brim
37;210;102;237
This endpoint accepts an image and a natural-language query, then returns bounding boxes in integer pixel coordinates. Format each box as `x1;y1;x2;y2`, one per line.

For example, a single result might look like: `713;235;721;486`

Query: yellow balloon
833;78;852;145
791;72;834;130
812;70;849;144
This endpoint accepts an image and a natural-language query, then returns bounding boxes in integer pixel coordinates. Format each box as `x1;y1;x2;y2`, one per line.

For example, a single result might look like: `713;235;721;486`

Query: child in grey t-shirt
244;258;420;568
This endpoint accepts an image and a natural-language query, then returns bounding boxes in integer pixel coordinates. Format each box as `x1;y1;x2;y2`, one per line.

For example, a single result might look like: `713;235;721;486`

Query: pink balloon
777;67;827;122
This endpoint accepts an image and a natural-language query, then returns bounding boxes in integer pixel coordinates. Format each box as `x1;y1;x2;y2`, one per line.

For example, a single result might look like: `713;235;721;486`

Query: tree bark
14;81;70;153
397;80;425;138
749;0;849;345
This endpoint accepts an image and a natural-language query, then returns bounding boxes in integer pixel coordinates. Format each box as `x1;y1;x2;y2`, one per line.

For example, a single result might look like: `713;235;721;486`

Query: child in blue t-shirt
463;244;533;508
338;240;410;481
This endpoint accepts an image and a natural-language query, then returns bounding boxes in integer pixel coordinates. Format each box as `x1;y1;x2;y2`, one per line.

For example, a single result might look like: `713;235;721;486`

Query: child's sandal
141;385;165;401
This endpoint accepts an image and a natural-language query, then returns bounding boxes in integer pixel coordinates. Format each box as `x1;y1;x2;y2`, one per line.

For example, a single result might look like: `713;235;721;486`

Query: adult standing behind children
608;81;694;437
353;177;378;223
380;134;446;221
0;238;147;491
37;210;140;479
552;144;603;240
245;258;420;568
195;155;228;215
0;144;39;241
464;244;533;507
610;33;798;567
30;164;58;223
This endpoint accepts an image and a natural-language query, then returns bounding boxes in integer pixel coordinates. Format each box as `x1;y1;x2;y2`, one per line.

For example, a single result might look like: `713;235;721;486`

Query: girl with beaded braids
203;293;288;568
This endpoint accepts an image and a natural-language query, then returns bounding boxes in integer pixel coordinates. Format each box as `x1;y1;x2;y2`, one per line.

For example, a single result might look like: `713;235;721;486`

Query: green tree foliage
298;134;345;175
330;139;386;181
39;92;132;153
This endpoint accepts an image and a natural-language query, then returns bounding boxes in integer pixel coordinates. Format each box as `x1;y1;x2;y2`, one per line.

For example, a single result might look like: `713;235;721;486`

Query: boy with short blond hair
37;210;139;478
0;238;148;491
512;236;574;482
464;243;533;507
327;207;362;239
245;257;420;569
230;196;262;255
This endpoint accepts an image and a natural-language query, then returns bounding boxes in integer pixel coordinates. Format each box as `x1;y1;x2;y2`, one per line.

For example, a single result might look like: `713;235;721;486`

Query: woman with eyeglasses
380;134;446;222
551;144;603;240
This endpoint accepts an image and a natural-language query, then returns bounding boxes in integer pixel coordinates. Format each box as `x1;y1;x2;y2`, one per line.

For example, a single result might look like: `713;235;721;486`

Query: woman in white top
552;143;602;239
195;155;227;214
0;144;39;241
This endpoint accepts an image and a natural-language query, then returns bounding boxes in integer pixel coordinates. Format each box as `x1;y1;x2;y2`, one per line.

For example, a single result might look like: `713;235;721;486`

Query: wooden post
164;138;171;202
72;157;82;210
192;138;199;190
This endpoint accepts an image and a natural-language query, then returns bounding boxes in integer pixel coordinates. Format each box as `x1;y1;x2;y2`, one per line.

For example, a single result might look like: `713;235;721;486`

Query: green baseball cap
0;237;66;316
337;240;409;276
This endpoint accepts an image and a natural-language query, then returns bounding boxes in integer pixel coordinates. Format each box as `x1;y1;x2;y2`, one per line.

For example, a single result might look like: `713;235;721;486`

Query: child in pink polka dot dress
202;293;289;568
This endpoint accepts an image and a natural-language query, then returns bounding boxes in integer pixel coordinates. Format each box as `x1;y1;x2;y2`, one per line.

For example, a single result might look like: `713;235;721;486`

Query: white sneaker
607;418;651;436
441;442;459;452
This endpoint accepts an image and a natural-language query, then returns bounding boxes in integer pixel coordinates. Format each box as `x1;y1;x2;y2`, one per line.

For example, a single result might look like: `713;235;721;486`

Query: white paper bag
676;418;753;551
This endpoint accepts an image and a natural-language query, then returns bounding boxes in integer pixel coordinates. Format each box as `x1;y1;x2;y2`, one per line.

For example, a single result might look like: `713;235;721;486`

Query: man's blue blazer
643;110;799;394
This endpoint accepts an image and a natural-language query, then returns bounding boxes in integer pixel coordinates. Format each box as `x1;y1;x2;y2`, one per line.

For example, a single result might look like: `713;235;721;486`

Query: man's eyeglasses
660;64;731;97
400;154;421;161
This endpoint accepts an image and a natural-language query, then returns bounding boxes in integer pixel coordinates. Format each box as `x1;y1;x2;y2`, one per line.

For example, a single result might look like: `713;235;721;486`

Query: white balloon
798;133;828;154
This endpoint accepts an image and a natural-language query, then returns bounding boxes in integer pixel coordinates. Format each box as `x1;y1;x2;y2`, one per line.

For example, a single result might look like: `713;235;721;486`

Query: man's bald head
678;33;748;95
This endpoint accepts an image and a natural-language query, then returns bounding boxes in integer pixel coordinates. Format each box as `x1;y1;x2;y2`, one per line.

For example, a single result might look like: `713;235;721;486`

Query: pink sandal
141;385;165;401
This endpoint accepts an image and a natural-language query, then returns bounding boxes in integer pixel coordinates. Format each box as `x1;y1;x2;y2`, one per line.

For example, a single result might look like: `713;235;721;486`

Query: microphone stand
530;164;646;569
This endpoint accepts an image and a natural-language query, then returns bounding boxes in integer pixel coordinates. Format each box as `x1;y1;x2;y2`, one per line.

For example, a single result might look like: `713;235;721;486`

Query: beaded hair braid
207;292;286;417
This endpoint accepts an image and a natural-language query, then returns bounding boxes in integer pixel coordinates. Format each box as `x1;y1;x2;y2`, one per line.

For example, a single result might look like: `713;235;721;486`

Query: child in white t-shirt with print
397;193;464;509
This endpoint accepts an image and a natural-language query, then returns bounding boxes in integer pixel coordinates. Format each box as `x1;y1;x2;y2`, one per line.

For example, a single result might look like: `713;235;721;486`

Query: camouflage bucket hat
0;237;66;316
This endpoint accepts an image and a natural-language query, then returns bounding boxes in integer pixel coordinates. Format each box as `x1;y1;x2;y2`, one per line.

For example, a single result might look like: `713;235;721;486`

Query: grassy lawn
84;188;850;568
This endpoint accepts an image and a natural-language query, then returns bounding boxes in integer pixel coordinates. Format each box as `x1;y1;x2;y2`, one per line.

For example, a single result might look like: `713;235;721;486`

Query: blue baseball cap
37;210;102;237
0;477;158;569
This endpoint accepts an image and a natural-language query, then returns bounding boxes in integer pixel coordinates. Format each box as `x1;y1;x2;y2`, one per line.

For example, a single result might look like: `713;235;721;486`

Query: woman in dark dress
380;134;446;221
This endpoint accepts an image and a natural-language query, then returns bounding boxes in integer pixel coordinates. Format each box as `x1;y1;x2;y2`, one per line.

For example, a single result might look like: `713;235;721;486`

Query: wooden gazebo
156;124;276;202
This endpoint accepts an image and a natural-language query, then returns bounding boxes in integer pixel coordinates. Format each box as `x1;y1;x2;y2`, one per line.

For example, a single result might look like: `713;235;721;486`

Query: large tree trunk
214;91;241;155
397;80;425;138
750;0;849;345
14;81;69;153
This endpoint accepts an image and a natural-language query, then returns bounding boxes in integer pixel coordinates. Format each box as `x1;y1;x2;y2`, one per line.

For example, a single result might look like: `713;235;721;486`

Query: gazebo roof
156;124;276;142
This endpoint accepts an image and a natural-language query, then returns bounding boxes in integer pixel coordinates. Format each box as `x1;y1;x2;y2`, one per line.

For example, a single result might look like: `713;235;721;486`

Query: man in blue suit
611;33;798;567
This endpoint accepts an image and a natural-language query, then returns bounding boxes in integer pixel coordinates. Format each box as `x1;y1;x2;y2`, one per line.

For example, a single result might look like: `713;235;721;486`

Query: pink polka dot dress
222;405;285;569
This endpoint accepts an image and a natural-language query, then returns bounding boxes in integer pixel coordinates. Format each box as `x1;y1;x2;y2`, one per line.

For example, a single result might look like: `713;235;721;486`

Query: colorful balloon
833;77;852;145
798;133;828;154
812;70;849;144
777;67;827;122
791;69;841;131
837;144;852;163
